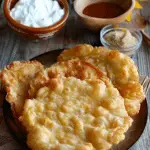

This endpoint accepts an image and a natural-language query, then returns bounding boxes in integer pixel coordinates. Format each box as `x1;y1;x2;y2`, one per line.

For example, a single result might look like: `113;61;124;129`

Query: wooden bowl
3;0;69;40
74;0;135;31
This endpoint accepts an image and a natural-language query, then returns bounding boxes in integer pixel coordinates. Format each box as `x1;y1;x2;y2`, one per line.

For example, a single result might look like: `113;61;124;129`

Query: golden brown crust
58;44;145;116
58;45;139;84
58;44;94;61
29;59;110;98
58;44;110;61
106;50;139;85
118;82;145;116
21;77;133;150
1;60;44;117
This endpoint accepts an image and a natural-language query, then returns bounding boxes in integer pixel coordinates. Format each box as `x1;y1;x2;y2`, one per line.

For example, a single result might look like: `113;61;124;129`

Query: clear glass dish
100;24;143;57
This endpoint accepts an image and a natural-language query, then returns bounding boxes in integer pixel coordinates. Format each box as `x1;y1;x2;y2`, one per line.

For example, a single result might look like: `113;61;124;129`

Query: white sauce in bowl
10;0;65;28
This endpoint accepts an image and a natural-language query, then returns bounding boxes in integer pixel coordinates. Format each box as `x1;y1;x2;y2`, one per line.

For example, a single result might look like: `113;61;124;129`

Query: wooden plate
3;49;148;150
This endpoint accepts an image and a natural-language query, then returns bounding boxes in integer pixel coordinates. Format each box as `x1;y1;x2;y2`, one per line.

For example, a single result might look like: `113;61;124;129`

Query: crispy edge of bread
118;82;145;116
1;60;44;118
28;59;111;98
57;45;145;116
57;44;110;61
20;77;133;150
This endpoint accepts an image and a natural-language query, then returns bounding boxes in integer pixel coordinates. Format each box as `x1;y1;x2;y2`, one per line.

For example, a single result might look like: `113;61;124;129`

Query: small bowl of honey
74;0;135;31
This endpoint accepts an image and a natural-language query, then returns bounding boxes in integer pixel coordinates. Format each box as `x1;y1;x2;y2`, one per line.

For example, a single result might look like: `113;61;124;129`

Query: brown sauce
83;2;125;18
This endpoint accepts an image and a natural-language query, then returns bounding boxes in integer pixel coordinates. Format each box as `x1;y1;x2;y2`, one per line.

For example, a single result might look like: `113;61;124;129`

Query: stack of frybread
0;44;145;150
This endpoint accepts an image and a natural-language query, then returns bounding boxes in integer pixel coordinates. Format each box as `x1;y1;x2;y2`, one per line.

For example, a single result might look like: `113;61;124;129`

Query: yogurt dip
10;0;65;28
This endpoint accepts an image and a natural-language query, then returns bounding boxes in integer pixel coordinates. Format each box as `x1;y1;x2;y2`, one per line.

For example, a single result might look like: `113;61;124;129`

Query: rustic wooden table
0;1;150;150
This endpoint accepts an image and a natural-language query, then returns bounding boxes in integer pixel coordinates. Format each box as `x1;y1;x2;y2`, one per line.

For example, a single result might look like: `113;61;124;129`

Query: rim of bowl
3;0;69;33
100;24;143;51
74;0;135;20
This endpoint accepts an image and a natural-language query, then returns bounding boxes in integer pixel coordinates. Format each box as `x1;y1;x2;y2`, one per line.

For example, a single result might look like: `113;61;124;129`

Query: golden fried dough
58;44;110;75
58;44;139;84
118;82;145;116
20;77;133;150
106;50;139;85
28;59;109;98
58;44;145;116
1;61;44;117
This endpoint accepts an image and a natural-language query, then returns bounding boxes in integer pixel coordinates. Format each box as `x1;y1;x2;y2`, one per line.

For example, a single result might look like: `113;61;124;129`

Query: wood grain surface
0;1;150;150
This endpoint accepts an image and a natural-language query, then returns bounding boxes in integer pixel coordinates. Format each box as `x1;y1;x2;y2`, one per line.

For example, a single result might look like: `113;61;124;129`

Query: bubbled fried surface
58;44;145;116
28;59;110;98
118;82;145;116
58;45;110;75
1;61;44;117
58;44;139;84
20;77;133;150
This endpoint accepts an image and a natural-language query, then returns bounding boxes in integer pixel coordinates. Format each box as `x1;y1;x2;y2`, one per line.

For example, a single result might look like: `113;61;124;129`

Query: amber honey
83;2;125;18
